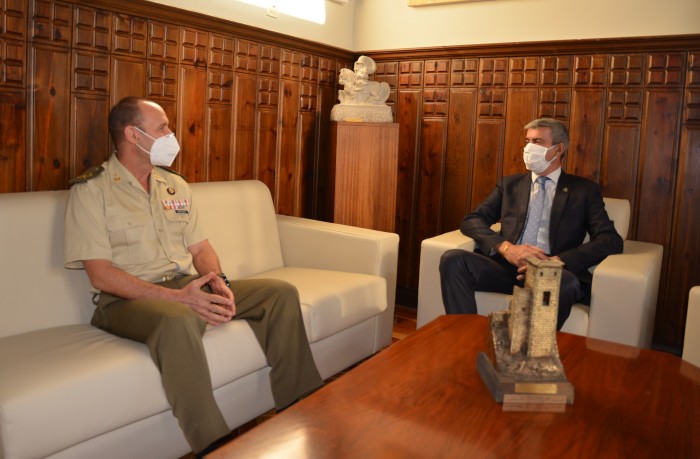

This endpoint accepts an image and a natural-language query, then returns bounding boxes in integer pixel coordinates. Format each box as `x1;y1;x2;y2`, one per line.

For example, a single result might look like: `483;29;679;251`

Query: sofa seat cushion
0;322;267;459
247;267;387;343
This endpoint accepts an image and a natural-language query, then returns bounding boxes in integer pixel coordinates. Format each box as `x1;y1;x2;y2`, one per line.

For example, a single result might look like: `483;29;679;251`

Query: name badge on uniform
162;199;190;214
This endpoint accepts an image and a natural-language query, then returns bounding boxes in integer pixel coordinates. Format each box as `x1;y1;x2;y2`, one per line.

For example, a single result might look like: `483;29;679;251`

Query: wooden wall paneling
231;38;258;182
148;20;179;63
503;57;538;177
568;55;608;181
471;58;507;205
112;12;146;57
296;53;318;218
110;13;147;104
471;120;504;205
298;109;316;217
503;88;537;177
275;48;301;216
205;32;234;182
374;61;398;122
416;117;447;287
1;0;27;193
639;85;683;348
177;64;206;182
414;59;450;286
69;3;110;179
70;93;109;175
441;57;478;232
255;43;280;201
0;89;25;192
443;87;475;232
277;78;300;216
29;0;72;47
395;60;422;291
71;47;109;176
111;55;146;102
205;94;233;182
0;38;25;87
28;44;71;190
176;26;207;182
313;56;340;220
1;0;27;41
600;119;640;203
72;3;110;53
658;51;700;351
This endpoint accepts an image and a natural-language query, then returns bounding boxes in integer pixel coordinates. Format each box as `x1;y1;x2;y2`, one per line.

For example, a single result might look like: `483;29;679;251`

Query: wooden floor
180;306;418;458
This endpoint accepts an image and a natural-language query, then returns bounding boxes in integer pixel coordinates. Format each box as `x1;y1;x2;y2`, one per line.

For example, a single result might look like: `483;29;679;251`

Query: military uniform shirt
64;153;207;285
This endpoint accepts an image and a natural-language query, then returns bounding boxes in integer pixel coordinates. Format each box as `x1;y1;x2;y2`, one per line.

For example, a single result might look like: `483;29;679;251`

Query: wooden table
208;315;700;458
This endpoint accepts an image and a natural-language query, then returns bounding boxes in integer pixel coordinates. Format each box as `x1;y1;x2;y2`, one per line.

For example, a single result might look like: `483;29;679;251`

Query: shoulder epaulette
69;165;105;186
156;166;187;181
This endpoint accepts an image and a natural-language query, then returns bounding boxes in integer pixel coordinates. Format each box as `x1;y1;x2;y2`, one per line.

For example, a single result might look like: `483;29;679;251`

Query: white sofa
0;180;399;459
417;197;663;348
683;286;700;367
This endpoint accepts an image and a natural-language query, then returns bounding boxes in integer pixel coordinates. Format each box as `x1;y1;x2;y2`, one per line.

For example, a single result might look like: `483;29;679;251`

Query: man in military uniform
64;97;323;456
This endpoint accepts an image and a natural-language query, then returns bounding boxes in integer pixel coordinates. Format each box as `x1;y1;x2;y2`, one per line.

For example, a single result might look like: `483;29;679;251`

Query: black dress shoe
194;434;232;458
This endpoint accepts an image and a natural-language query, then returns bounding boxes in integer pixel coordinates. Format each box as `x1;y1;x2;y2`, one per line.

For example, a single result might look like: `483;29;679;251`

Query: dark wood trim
362;34;700;60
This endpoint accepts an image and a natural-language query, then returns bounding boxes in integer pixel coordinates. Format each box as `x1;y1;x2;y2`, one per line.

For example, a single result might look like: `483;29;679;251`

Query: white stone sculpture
331;55;393;123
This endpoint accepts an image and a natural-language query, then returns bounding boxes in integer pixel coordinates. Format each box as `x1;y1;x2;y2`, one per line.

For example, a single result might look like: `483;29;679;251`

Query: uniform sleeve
64;182;113;269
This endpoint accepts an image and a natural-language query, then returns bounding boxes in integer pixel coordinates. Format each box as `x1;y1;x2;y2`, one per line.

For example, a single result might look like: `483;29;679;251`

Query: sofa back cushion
0;191;94;339
190;180;284;279
0;180;284;339
602;197;630;240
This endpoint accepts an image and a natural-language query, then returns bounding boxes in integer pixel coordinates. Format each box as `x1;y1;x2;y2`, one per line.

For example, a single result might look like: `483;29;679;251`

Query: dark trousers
91;276;323;453
439;249;583;330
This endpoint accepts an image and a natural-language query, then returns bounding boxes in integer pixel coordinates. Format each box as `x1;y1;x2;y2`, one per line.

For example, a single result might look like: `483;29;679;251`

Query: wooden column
330;122;399;232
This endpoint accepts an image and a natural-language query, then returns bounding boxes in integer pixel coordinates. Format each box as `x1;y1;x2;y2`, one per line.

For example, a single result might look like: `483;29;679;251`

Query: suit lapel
515;175;532;235
549;172;571;249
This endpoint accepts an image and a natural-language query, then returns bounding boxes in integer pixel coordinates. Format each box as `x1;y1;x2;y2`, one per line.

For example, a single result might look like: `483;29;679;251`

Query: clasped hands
499;242;561;280
180;272;235;326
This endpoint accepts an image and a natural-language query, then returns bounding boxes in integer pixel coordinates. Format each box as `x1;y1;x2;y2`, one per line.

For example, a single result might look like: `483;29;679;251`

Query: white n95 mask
523;143;557;174
134;127;180;167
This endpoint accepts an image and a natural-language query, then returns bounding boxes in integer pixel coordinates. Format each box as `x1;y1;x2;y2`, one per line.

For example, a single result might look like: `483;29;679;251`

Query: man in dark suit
439;118;623;330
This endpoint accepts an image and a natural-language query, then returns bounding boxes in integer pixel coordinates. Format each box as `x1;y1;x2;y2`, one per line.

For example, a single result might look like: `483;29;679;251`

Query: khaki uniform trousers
91;276;323;453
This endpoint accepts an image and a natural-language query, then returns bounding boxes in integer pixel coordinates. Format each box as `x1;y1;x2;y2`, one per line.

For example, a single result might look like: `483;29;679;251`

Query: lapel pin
167;187;176;195
563;187;568;193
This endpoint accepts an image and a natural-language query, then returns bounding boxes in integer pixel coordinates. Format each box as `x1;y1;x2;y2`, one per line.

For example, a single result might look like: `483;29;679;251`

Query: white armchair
417;198;664;348
683;286;700;367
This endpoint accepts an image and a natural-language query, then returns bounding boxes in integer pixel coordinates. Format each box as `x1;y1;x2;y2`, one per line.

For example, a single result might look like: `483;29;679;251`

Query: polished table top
208;315;700;458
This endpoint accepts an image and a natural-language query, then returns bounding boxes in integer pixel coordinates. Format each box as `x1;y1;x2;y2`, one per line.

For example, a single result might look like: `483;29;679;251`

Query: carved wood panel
0;89;25;192
29;44;71;191
0;0;27;41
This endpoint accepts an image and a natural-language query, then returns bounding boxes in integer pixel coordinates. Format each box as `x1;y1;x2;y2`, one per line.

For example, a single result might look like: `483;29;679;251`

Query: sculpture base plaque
477;353;573;412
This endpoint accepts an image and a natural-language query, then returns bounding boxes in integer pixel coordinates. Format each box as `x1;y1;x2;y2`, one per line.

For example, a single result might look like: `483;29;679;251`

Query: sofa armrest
276;215;399;278
417;230;476;328
587;240;664;348
682;286;700;367
276;215;400;351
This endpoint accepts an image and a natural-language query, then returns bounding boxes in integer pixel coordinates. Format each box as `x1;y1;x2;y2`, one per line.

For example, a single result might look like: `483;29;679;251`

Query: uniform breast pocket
107;214;159;265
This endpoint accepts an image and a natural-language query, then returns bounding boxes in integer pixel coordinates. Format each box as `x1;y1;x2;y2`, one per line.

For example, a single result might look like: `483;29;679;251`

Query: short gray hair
525;118;569;151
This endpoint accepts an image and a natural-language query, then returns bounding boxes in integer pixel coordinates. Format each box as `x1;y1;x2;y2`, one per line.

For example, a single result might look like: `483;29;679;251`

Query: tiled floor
180;305;418;458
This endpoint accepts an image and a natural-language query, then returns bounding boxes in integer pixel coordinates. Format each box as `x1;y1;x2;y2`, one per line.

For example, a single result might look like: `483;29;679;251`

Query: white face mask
523;143;558;174
134;127;180;167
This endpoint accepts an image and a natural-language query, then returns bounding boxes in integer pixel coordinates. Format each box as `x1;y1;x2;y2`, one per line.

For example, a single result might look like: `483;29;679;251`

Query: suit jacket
461;170;624;278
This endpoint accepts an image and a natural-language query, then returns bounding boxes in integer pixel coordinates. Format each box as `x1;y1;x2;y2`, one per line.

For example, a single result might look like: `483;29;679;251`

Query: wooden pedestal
330;122;399;232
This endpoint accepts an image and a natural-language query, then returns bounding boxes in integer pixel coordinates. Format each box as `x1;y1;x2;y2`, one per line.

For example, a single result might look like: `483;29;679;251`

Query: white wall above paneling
147;0;356;50
354;0;700;51
149;0;699;52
